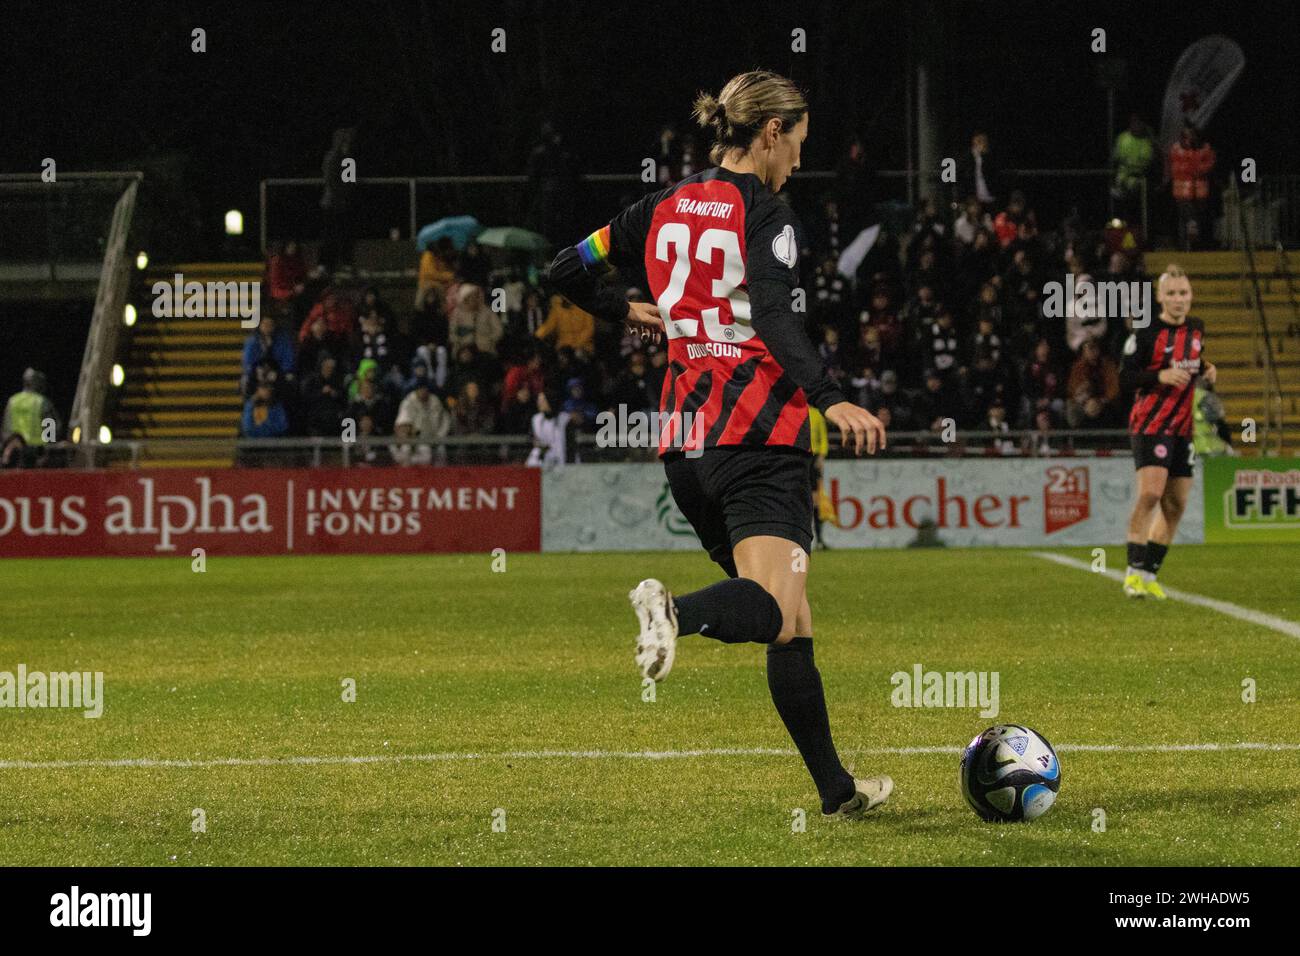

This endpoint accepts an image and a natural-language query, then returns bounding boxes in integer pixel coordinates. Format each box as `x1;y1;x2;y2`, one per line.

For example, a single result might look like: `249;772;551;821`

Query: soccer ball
959;724;1061;822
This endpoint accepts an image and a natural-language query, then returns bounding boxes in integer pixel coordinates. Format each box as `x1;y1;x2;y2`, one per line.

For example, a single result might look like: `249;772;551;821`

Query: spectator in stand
242;373;289;438
416;237;457;311
350;309;399;383
413;337;451;398
856;325;885;376
347;372;394;435
907;247;945;301
818;327;846;385
300;352;347;436
394;377;451;456
957;131;1000;209
1020;338;1065;427
242;315;295;396
514;289;547;338
808;198;844;260
266;239;308;318
561;376;599;432
2;368;58;465
848;363;880;411
1065;262;1108;354
456;240;492;289
1111;114;1156;225
300;287;357;345
925;308;961;379
1066;338;1121;429
965;343;1010;422
955;229;998;309
298;314;340;378
993;191;1027;249
1;432;27;469
450;344;498;400
453;379;496;436
449;284;504;358
526;386;575;467
501;348;546;414
611;350;656;414
813;256;849;334
913;368;962;433
1168;123;1216;250
1025;407;1057;456
360;286;395;326
986;401;1015;455
498;380;536;435
954;197;993;247
861;285;904;367
874;369;912;430
971;313;1003;365
535;292;595;356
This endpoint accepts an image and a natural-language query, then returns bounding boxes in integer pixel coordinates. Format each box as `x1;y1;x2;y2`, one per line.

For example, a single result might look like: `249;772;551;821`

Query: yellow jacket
536;296;595;353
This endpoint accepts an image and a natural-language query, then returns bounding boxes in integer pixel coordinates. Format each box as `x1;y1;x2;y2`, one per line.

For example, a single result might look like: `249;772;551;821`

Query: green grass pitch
1;543;1297;866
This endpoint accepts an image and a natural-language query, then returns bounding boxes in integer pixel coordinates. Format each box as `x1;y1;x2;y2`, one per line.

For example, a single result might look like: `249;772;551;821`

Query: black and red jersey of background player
549;166;845;455
1119;315;1206;437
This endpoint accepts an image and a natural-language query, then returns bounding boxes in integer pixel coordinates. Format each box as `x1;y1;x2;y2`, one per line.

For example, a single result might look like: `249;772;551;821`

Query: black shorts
1131;434;1195;478
663;445;815;570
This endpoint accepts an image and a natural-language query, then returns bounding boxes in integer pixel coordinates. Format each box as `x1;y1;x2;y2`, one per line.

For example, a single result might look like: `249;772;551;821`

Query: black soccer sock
1145;540;1169;575
1126;541;1147;572
673;578;782;644
766;638;855;814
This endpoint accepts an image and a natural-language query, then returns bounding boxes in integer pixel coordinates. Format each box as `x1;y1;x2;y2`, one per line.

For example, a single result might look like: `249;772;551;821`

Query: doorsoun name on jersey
675;198;735;218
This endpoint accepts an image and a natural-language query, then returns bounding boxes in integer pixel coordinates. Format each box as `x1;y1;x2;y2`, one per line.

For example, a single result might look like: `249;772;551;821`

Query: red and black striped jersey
1120;316;1206;437
549;167;845;457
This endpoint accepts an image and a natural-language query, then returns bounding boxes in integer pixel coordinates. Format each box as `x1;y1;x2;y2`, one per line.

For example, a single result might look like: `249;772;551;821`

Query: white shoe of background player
629;578;678;682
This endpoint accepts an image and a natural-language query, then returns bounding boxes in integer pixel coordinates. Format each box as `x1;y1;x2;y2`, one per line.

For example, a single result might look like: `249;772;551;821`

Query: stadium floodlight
225;209;244;235
98;425;112;445
111;364;124;387
135;251;149;270
124;303;137;327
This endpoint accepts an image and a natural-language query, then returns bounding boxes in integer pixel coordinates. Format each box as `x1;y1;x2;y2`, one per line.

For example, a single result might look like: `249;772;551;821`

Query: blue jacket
242;331;296;374
242;398;289;437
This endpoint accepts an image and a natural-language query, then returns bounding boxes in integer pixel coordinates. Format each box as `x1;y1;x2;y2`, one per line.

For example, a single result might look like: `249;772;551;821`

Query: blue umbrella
417;216;483;251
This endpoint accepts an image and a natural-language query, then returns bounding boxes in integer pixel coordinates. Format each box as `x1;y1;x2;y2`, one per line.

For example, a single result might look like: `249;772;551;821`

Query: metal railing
257;168;1147;256
16;429;1147;471
1228;177;1288;455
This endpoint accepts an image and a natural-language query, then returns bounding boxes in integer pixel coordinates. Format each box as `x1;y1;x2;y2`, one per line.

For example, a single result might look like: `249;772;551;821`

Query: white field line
2;742;1299;771
1031;550;1300;641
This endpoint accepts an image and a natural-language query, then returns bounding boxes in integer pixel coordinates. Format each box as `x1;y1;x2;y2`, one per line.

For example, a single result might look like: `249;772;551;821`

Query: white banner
541;458;1203;551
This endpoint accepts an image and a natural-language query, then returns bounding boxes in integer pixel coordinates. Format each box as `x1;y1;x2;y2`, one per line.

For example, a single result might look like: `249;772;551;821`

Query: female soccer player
548;70;892;819
1120;264;1215;599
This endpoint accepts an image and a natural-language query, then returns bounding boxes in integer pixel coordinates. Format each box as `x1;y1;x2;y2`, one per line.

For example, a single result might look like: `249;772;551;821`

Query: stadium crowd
243;125;1174;462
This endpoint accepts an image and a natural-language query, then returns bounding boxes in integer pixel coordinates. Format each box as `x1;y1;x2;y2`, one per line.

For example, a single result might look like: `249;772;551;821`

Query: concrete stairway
112;262;264;468
1146;249;1300;453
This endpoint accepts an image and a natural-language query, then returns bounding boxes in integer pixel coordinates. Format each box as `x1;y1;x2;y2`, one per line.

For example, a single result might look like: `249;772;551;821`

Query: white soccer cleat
824;775;894;819
628;578;678;682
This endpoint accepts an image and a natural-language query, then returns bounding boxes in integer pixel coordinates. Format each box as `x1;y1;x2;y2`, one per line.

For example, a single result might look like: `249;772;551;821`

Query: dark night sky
3;0;1296;247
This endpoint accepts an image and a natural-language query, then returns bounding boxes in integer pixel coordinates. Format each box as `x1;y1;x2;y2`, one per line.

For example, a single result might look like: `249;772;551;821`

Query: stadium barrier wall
541;458;1205;551
0;467;540;558
1202;456;1300;543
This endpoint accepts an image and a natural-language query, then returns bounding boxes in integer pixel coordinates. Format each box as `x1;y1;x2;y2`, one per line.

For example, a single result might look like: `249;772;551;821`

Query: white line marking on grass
1032;550;1300;641
2;742;1298;771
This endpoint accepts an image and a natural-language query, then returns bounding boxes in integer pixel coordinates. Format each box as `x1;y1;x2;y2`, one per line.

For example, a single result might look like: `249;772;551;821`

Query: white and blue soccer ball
959;724;1061;822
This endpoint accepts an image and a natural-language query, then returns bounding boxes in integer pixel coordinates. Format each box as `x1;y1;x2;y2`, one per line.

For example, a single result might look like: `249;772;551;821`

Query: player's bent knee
734;577;784;644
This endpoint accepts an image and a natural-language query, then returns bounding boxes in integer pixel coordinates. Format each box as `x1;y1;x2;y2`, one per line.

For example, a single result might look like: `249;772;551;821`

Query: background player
1120;264;1216;599
548;70;891;819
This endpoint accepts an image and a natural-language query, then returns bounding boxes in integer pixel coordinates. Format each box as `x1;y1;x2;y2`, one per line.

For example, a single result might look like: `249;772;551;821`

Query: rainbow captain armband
576;225;612;269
